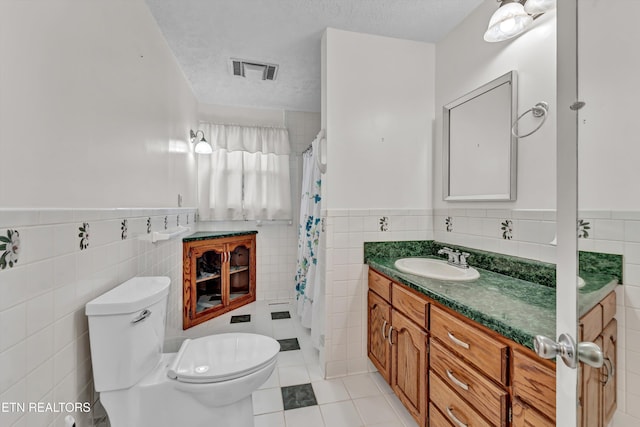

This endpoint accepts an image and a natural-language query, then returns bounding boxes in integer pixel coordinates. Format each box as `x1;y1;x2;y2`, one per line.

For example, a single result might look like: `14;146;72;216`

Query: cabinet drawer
430;339;508;427
369;269;392;303
429;403;453;427
430;371;493;427
392;283;428;329
512;348;555;421
430;305;508;385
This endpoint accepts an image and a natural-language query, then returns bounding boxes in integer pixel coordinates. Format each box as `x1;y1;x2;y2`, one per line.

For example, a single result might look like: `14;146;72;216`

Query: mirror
443;70;518;201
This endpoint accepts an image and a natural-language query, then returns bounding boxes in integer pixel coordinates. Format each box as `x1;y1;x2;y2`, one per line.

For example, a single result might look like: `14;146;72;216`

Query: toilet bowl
86;277;280;427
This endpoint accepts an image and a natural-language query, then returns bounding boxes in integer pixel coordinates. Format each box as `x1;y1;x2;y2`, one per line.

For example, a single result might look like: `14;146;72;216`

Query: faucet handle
459;252;471;267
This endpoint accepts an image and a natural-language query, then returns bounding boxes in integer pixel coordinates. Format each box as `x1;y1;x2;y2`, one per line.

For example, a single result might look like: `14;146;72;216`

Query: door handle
534;333;604;369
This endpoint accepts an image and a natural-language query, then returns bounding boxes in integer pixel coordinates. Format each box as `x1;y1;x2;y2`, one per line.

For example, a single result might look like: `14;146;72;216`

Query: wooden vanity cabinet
367;270;428;427
183;234;256;329
579;292;617;427
368;267;618;427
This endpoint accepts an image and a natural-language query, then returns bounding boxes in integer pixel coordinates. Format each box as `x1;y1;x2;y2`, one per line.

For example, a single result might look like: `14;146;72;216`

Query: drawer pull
388;326;394;345
446;406;468;427
382;320;388;339
446;369;469;391
447;331;470;349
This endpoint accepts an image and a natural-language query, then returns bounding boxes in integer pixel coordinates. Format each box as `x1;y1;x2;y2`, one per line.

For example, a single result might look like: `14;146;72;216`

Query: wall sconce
190;129;213;154
484;0;556;43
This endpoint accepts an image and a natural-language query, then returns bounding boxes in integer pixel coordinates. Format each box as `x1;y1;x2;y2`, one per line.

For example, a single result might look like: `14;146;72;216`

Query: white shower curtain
295;137;324;349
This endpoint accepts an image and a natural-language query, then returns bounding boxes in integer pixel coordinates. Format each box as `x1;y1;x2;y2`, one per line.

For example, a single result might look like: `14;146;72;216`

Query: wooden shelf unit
183;233;256;329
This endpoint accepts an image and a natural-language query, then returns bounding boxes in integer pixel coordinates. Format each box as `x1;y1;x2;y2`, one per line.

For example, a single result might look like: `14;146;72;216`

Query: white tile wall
0;208;195;427
320;206;640;426
322;208;433;378
433;208;557;263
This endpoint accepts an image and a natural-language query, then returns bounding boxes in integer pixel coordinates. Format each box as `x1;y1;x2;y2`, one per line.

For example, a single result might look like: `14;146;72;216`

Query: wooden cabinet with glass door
182;231;257;329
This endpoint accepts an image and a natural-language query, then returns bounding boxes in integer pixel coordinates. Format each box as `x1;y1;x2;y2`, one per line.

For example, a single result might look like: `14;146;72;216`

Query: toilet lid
167;333;280;384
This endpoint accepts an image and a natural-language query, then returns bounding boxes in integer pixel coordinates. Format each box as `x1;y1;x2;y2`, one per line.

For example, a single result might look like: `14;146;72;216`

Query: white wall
434;0;557;210
0;0;198;209
323;28;435;210
321;28;435;377
578;1;640;425
0;1;199;425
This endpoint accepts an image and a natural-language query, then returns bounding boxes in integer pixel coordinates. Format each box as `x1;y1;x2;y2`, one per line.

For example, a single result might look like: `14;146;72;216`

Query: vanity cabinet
367;267;618;427
579;292;617;427
182;233;256;329
367;271;428;427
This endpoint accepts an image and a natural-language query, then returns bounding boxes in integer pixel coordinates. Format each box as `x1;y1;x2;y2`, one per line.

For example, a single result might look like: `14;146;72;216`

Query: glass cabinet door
228;242;252;302
195;248;224;313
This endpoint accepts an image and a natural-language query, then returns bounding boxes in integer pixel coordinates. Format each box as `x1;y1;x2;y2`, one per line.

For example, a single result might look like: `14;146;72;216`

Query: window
198;124;292;221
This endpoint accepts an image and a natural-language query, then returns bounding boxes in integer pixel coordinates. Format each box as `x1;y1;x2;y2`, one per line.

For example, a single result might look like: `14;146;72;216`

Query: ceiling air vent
230;58;279;81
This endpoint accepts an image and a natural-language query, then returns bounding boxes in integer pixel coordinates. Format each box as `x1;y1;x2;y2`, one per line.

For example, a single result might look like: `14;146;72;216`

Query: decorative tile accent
271;311;291;320
281;383;318;410
121;219;128;240
0;229;20;269
379;216;389;232
164;216;168;230
177;215;180;227
146;217;151;234
277;338;301;351
230;314;251;323
501;219;513;240
445;216;453;232
186;215;189;225
578;219;590;238
79;222;90;250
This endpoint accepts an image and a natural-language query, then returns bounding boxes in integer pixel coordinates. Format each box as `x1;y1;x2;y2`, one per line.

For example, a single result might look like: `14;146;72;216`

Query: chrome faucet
437;247;471;269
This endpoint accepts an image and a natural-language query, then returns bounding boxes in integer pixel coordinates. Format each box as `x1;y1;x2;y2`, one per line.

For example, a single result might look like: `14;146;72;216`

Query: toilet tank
86;276;170;392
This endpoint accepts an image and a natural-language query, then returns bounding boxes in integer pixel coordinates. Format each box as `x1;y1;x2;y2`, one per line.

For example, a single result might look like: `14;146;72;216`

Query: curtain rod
199;122;287;130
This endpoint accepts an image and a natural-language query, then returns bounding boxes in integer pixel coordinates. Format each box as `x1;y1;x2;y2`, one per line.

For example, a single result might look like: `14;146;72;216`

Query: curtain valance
204;123;290;155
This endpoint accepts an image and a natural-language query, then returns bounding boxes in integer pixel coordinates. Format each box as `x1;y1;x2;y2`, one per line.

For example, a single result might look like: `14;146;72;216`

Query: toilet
85;276;280;427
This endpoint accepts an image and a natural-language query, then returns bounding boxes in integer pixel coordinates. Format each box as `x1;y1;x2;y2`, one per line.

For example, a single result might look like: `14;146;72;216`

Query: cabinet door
601;319;617;425
581;335;603;427
183;242;227;328
227;238;256;305
368;290;392;382
391;309;427;427
512;397;555;427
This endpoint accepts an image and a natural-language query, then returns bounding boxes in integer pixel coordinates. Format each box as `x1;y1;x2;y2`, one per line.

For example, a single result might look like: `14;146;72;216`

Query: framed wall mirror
443;70;518;201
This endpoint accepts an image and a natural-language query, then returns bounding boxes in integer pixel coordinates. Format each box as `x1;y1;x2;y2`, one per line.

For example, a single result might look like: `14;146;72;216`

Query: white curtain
295;137;324;349
199;124;292;221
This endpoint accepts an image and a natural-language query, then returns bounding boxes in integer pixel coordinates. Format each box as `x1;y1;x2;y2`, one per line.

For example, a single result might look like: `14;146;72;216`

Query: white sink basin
394;258;480;282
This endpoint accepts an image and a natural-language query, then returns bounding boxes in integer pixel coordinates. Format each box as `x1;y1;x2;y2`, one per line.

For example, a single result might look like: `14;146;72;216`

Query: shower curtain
295;137;324;350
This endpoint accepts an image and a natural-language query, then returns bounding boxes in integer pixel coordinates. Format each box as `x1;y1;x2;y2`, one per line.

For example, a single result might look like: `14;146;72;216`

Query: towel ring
512;102;549;138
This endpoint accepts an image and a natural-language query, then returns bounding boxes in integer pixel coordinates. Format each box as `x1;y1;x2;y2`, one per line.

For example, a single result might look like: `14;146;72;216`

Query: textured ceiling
145;0;485;112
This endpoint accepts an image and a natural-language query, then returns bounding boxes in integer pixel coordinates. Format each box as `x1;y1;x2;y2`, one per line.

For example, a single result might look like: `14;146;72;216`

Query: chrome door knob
534;333;605;369
534;333;577;368
577;341;604;368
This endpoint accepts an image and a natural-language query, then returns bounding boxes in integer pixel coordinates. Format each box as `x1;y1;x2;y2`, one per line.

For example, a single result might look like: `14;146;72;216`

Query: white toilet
85;276;280;427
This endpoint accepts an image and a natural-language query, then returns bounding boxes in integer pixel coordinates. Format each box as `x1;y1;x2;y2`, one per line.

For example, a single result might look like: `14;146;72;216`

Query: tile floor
183;299;419;427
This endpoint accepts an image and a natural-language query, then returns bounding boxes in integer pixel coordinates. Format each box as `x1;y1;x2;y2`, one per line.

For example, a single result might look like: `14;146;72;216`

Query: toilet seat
167;333;280;384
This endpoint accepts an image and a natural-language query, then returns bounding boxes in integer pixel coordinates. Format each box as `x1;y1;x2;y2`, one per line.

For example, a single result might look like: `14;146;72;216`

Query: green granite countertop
183;230;257;242
367;254;619;351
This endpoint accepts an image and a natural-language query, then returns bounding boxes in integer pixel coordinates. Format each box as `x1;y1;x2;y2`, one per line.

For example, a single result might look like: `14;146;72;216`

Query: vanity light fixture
484;0;556;43
190;129;213;154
